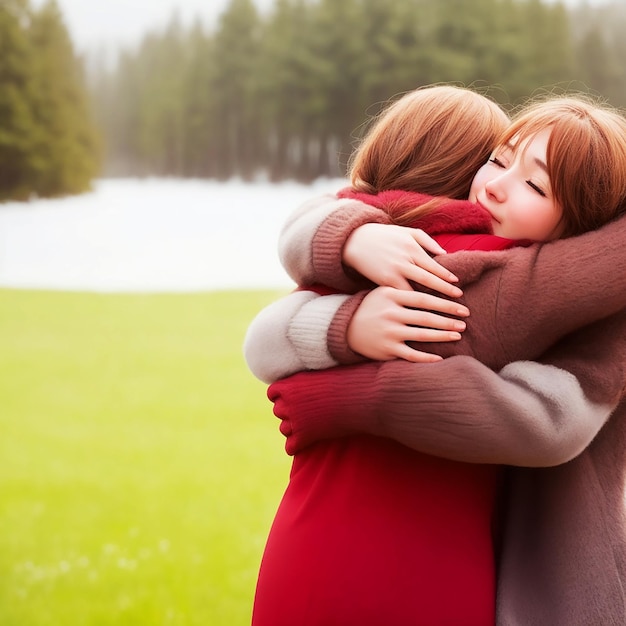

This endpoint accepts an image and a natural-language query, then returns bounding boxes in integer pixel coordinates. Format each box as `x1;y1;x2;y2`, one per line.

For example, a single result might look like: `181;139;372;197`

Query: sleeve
269;311;626;467
248;209;626;380
323;212;626;368
278;193;392;292
279;201;626;370
426;212;626;368
243;290;354;383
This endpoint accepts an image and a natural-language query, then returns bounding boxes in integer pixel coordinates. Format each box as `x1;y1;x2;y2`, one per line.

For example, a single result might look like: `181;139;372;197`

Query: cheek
537;201;562;229
525;202;562;239
470;166;490;197
547;207;565;239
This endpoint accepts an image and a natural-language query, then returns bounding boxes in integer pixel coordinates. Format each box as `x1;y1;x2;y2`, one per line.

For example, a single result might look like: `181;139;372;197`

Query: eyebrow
505;140;549;173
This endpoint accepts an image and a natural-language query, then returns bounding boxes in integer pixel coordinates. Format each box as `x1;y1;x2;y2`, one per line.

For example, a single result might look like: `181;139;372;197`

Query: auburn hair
348;85;509;225
500;96;626;237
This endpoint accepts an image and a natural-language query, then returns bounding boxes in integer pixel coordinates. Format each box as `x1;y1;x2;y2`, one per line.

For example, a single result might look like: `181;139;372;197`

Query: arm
247;213;626;379
417;212;626;369
279;192;461;295
243;290;351;383
248;212;626;379
278;193;391;292
243;287;469;382
326;211;626;368
269;311;626;467
280;197;626;370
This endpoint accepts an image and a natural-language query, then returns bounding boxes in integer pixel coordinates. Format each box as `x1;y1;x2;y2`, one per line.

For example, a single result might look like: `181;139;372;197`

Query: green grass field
0;288;292;625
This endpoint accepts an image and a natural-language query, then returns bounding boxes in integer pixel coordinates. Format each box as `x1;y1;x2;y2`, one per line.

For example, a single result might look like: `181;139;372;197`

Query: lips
475;199;503;232
475;199;499;222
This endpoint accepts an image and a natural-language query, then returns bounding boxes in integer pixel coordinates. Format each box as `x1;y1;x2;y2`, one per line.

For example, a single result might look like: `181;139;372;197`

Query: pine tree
516;0;574;95
576;25;618;98
307;0;364;177
29;0;101;196
0;0;37;199
104;49;145;175
180;20;216;177
145;14;187;175
211;0;262;180
260;0;323;180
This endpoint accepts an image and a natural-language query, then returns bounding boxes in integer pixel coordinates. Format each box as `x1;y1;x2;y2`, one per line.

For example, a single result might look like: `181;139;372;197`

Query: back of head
349;85;509;200
502;95;626;237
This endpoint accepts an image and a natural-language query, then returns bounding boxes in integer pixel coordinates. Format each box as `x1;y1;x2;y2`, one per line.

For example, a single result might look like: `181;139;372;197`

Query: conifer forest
3;0;626;200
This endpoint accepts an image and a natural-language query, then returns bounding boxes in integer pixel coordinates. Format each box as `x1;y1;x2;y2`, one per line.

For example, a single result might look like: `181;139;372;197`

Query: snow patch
0;177;346;293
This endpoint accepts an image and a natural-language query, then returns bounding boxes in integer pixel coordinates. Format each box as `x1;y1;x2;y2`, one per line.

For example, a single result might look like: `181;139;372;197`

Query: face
468;127;564;242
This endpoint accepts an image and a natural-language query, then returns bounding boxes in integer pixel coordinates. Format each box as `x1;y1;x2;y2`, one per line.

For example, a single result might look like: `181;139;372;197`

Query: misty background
4;0;626;202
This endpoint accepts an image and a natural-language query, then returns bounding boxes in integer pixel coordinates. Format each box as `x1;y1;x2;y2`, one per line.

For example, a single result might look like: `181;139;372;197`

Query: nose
484;173;507;203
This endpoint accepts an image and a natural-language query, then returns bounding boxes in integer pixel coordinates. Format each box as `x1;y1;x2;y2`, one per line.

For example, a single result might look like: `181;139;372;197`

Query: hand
347;286;469;362
343;223;461;297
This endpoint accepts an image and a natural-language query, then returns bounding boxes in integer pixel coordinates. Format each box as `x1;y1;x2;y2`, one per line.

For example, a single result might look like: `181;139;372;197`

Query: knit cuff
278;194;349;285
268;363;382;455
327;291;370;364
312;202;393;292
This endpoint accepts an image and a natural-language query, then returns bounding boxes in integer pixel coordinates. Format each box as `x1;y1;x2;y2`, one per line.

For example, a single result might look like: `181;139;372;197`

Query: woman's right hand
347;286;470;363
343;223;462;297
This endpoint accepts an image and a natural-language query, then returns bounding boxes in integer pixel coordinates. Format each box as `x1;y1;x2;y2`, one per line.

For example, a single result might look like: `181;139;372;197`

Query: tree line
0;0;100;201
3;0;626;201
91;0;626;184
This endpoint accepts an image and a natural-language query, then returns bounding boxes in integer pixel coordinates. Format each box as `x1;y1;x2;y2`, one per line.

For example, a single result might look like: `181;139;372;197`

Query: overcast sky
33;0;275;52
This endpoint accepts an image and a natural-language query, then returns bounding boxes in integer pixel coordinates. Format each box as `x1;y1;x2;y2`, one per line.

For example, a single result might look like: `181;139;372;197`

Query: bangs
500;116;549;148
493;95;626;237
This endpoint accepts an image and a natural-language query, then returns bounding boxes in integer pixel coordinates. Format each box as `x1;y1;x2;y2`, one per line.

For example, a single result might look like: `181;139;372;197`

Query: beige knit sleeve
243;290;350;383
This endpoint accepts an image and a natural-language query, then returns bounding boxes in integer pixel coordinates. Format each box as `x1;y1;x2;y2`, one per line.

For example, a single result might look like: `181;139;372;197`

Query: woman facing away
244;87;626;625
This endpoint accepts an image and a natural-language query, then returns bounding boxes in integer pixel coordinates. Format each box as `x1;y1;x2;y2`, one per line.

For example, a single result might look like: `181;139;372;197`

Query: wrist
313;202;392;292
328;291;369;363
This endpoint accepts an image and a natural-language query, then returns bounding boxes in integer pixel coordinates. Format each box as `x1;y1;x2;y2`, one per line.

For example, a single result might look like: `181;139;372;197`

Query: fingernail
454;321;466;330
449;332;462;340
448;272;459;282
451;286;463;297
457;307;470;316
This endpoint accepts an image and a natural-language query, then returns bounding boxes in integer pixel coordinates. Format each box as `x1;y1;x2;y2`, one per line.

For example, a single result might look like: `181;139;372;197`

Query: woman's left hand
347;286;469;362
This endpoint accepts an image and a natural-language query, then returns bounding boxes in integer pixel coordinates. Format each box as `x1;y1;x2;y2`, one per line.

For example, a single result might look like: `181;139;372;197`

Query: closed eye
489;157;505;168
526;180;547;197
